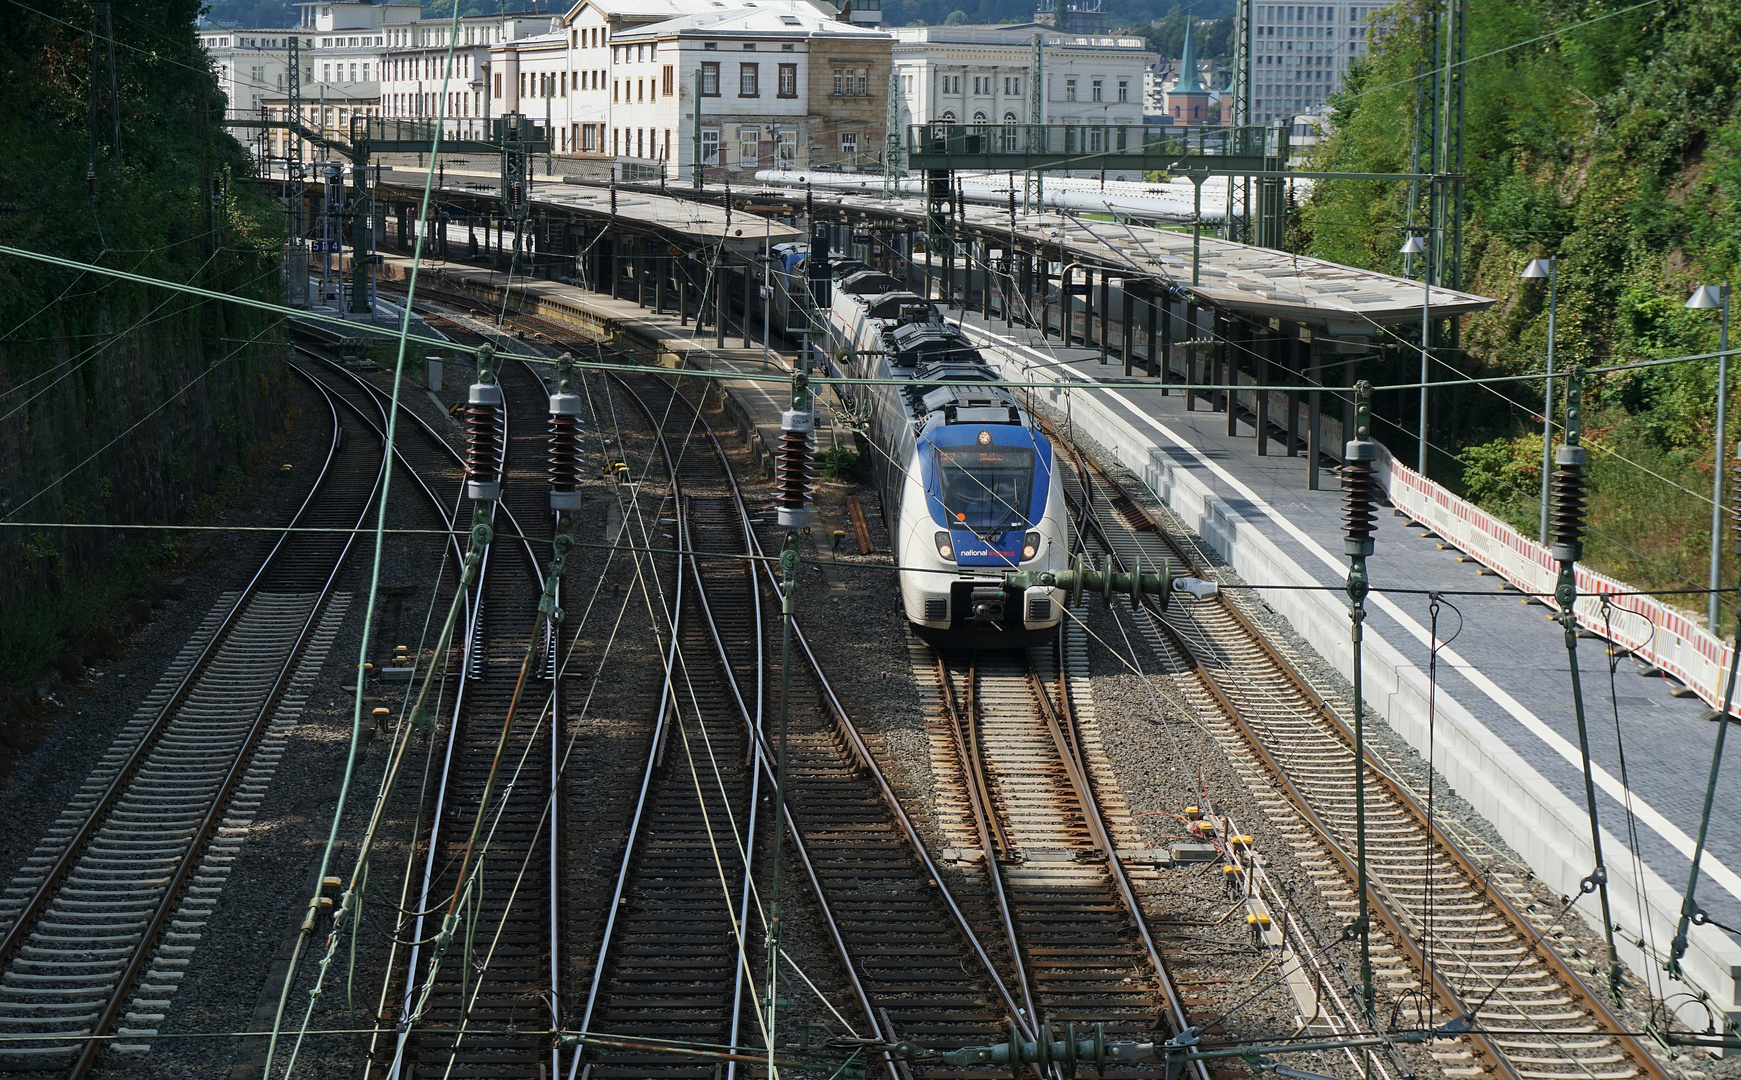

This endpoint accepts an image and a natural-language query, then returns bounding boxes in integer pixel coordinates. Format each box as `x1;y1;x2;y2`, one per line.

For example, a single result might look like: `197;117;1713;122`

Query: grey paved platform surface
941;304;1741;960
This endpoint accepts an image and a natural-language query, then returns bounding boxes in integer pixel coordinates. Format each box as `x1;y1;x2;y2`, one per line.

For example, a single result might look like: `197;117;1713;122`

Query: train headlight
1021;532;1041;561
934;531;955;562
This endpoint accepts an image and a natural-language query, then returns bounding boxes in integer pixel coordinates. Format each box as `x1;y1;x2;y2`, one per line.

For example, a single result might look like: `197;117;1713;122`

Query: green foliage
0;539;167;686
818;446;871;484
1459;433;1542;524
1305;0;1741;613
0;0;289;688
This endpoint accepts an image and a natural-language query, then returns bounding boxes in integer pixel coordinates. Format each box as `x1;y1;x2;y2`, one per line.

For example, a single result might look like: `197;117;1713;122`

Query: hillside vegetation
1304;0;1741;626
0;0;287;691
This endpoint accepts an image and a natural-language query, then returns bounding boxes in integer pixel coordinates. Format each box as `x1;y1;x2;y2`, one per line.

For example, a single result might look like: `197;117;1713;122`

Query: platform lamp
1400;234;1429;475
1688;283;1733;632
1522;257;1558;547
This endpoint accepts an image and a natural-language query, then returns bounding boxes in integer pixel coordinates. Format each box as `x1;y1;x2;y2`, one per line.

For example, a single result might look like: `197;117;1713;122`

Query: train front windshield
935;445;1035;530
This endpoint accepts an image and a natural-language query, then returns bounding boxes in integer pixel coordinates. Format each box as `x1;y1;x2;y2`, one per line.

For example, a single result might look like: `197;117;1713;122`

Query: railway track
587;373;1051;1079
1046;425;1674;1080
368;351;563;1080
0;367;386;1077
928;646;1194;1073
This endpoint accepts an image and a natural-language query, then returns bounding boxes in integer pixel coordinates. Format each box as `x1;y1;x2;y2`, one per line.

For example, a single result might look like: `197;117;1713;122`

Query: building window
1065;77;1076;101
777;129;796;167
778;63;796;96
1117;78;1128;102
1004;75;1020;95
739;63;758;96
612;78;619;102
972;110;987;123
704;40;717;49
663;64;674;95
701;62;719;95
941;73;961;94
322;63;331;81
840;131;857;159
1091;78;1102;102
701;127;720;164
1001;112;1018;151
740;127;760;166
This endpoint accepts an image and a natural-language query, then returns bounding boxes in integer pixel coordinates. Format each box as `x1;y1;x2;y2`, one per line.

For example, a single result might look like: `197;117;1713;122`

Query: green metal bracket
1001;553;1173;611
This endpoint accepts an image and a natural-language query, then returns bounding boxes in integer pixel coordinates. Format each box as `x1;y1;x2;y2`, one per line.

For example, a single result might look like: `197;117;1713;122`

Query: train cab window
934;444;1034;531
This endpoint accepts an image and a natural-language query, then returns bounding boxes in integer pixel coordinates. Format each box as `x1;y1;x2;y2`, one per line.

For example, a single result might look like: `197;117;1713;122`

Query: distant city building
893;23;1152;177
380;12;556;139
1159;17;1210;125
1032;0;1109;35
196;27;312;130
1249;1;1378;123
598;0;891;180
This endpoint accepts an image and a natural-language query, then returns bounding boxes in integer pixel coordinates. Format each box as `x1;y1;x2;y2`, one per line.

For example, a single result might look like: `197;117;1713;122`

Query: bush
818;446;870;484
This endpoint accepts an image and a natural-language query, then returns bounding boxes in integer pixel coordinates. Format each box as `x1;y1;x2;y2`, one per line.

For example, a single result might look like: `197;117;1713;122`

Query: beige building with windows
552;0;890;182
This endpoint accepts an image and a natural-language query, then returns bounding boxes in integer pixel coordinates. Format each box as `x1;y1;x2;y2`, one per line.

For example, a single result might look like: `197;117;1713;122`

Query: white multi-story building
197;0;417;152
1249;1;1379;124
512;0;888;180
296;1;418;104
891;24;1152;172
197;27;313;129
379;12;558;139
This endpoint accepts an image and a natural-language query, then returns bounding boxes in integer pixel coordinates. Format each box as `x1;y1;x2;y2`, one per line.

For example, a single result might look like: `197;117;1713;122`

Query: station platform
933;304;1741;1029
370;249;850;467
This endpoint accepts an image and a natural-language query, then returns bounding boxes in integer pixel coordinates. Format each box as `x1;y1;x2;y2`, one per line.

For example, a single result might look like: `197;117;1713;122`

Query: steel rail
571;462;687;1053
65;369;389;1079
649;374;1041;1045
591;371;770;1074
319;349;568;1078
0;372;345;979
388;356;551;1079
1023;655;1206;1067
1050;438;1459;1077
615;372;912;1080
934;656;1037;1021
1053;431;1675;1080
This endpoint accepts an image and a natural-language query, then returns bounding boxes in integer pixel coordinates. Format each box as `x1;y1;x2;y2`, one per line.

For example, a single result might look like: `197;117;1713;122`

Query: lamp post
1523;257;1558;547
1689;283;1734;632
1400;234;1429;475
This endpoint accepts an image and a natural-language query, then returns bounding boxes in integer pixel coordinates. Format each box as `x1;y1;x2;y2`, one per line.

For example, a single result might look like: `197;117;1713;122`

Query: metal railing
906;121;1278;162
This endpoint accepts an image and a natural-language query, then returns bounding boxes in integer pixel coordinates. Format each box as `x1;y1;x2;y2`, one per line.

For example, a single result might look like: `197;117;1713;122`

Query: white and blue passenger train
785;245;1070;648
